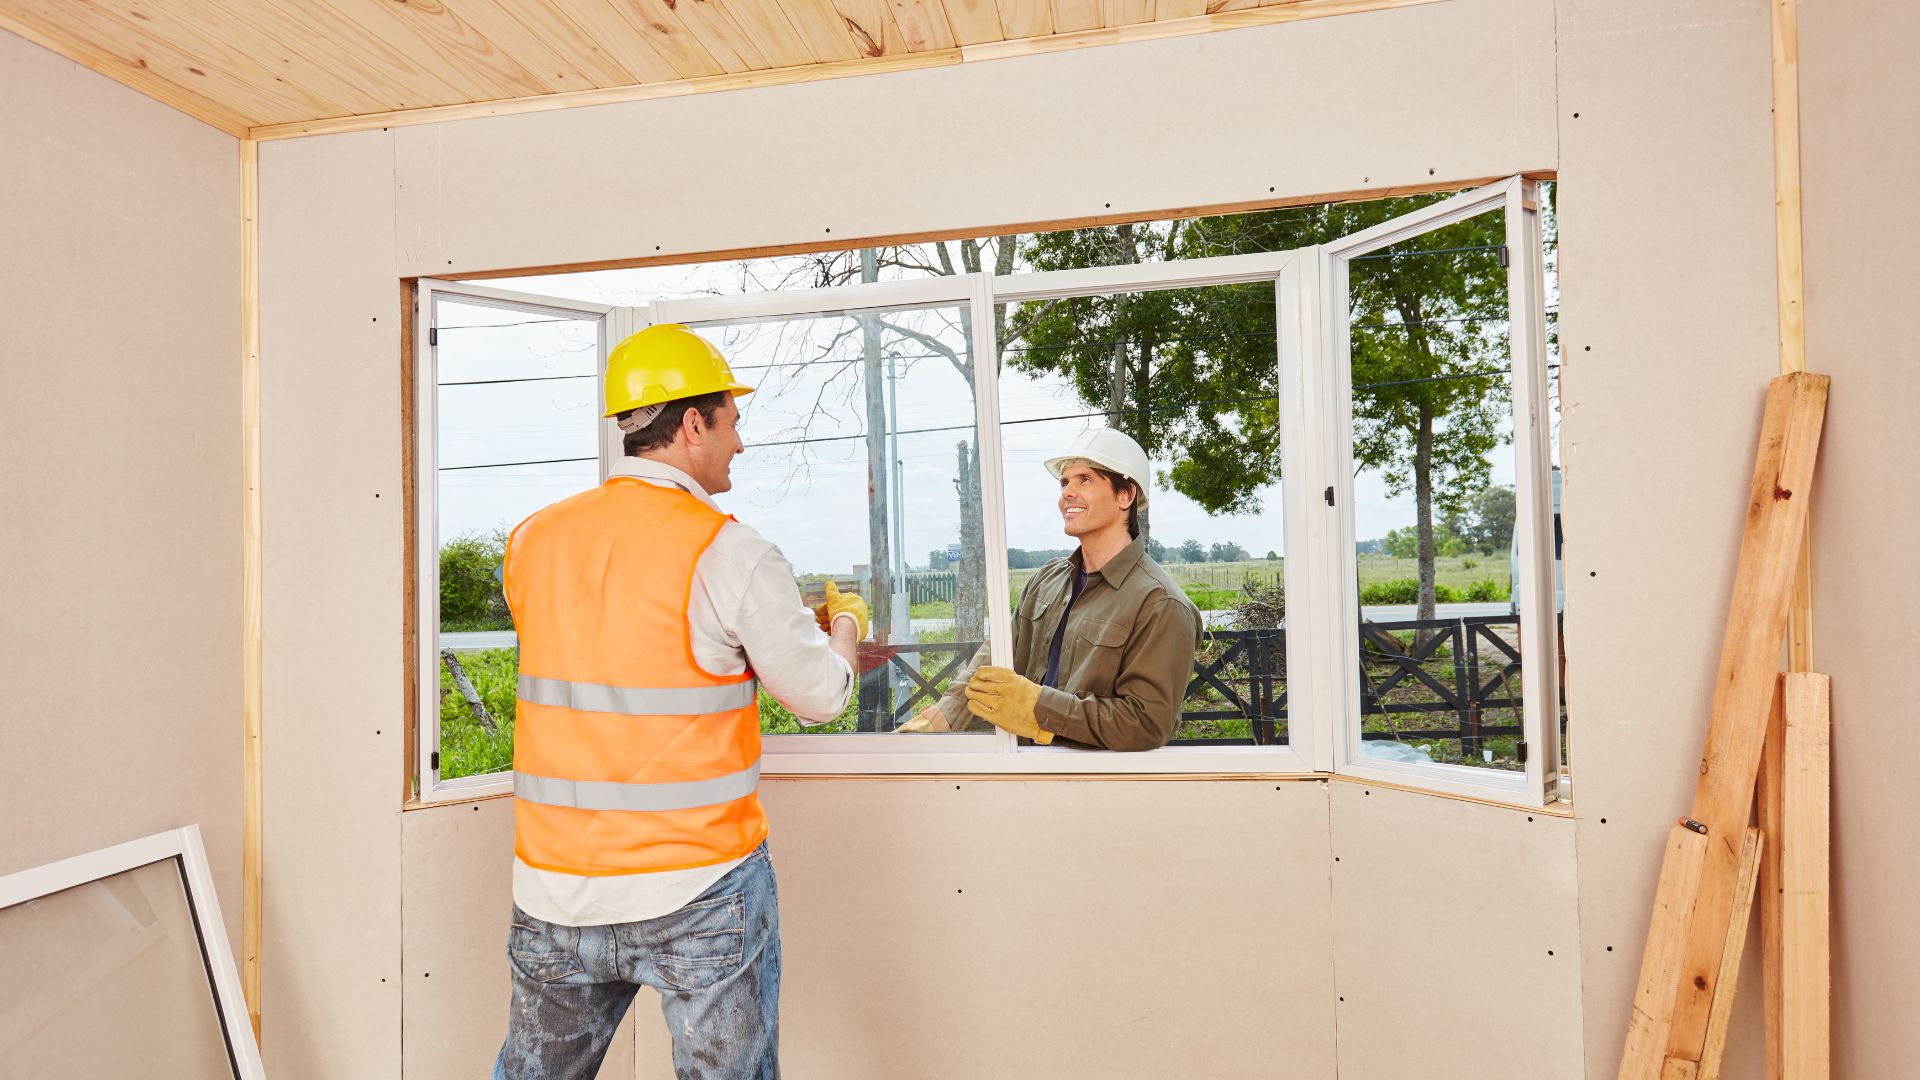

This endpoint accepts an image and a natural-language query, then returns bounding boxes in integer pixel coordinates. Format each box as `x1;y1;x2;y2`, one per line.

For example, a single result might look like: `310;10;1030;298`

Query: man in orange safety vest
494;324;868;1080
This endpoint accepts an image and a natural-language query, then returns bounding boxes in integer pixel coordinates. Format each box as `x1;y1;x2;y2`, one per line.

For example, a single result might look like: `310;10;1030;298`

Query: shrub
1358;578;1419;604
1464;577;1509;602
440;529;511;631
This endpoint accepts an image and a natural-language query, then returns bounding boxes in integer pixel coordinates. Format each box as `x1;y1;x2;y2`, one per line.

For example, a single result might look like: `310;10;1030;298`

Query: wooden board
1779;672;1831;1078
1662;371;1828;1061
239;135;263;1040
1697;827;1764;1080
1759;675;1786;1080
1618;824;1709;1080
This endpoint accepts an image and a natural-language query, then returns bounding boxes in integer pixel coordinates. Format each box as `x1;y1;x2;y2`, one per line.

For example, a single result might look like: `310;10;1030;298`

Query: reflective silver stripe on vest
513;762;761;812
518;675;758;716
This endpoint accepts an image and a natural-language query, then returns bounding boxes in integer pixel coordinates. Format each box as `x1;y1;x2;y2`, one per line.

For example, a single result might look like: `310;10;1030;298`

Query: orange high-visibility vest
503;477;767;876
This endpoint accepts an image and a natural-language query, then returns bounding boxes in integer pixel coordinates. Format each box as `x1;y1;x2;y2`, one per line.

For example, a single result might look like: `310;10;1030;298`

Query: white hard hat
1045;427;1152;503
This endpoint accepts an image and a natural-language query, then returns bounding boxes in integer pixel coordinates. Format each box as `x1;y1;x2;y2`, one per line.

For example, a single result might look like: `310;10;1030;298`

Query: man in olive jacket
900;428;1201;751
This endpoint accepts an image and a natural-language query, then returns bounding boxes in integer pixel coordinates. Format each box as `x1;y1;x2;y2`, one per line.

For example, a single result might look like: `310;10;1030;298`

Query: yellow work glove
963;666;1054;745
895;704;951;733
814;580;870;641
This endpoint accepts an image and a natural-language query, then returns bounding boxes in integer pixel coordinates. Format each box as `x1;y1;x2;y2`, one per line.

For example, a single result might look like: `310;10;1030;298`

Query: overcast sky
435;234;1550;577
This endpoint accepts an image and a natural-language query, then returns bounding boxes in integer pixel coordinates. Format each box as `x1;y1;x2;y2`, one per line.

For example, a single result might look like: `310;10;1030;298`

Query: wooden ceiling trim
604;0;729;79
544;0;686;83
887;0;959;51
0;4;251;134
8;0;320;125
992;0;1052;40
966;0;1436;60
942;0;1006;46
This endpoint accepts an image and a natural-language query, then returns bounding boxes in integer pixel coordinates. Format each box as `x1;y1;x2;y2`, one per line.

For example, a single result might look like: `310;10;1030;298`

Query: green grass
439;648;518;780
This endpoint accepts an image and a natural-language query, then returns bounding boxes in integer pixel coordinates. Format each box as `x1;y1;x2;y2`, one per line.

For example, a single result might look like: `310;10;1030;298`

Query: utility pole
860;248;893;728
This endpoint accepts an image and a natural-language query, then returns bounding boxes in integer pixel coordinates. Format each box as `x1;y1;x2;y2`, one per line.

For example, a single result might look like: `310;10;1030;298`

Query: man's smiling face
1057;462;1132;539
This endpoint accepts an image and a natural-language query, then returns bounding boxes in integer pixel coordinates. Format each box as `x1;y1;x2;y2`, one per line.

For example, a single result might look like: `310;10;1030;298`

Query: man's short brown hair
617;391;731;456
1091;466;1142;539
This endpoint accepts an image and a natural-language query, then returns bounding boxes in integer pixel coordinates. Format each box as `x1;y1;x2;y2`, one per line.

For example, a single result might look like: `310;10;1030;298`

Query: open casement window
410;176;1557;797
1315;177;1564;806
415;279;612;803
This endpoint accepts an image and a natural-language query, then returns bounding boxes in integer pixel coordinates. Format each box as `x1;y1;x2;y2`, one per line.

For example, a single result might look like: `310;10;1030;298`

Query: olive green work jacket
932;536;1202;751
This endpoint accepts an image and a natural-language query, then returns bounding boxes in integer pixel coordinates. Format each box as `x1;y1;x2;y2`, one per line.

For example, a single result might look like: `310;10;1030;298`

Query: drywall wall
1553;1;1781;1077
1798;2;1920;1075
257;127;405;1076
250;0;1832;1075
0;29;242;947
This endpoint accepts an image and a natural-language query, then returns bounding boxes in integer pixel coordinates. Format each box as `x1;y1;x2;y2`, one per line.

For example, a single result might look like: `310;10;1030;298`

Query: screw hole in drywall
1584;345;1592;351
1428;168;1436;175
1607;946;1614;952
1527;816;1534;822
1600;817;1607;823
1590;571;1598;578
1548;950;1555;956
1573;112;1580;118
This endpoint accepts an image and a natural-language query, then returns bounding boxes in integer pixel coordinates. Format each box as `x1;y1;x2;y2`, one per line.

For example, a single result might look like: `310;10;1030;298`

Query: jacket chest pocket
1067;617;1132;690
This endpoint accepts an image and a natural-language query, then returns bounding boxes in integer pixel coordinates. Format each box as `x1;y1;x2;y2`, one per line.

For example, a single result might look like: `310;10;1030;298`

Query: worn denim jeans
494;844;781;1080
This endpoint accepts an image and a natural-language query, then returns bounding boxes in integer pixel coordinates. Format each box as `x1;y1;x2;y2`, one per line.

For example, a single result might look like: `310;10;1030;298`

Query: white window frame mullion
1316;177;1556;807
1505;179;1564;802
969;270;1022;757
414;278;611;805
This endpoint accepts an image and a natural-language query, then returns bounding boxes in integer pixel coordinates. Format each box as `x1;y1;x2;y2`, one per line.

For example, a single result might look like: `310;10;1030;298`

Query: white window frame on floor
410;177;1559;801
414;278;612;804
1316;177;1563;807
0;825;266;1079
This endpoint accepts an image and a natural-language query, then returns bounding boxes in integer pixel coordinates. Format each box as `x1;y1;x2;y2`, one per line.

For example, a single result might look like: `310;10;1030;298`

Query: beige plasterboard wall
250;0;1820;1074
1553;1;1780;1076
1798;2;1920;1075
0;29;242;946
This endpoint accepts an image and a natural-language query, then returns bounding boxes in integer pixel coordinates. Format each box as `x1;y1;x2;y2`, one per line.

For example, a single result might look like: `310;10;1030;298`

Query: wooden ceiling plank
943;0;1005;44
1204;0;1262;13
369;0;569;97
992;0;1052;39
0;4;252;134
545;0;686;83
712;0;820;69
830;0;912;57
668;0;778;72
1154;0;1207;18
887;0;958;50
249;0;479;107
92;0;385;116
604;0;728;79
8;0;319;125
455;0;640;88
262;0;513;102
1102;0;1156;26
770;0;867;64
1049;0;1102;32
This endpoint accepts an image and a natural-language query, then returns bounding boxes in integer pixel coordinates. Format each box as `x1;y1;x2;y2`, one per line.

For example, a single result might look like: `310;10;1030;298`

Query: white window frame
410;177;1560;803
415;278;612;804
0;825;266;1079
1316;177;1562;806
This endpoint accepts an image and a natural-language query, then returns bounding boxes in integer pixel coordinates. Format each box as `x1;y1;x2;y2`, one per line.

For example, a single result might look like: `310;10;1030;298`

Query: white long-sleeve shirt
511;457;855;926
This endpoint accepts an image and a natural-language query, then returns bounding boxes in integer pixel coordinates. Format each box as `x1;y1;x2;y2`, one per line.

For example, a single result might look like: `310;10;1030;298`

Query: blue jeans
494;844;781;1080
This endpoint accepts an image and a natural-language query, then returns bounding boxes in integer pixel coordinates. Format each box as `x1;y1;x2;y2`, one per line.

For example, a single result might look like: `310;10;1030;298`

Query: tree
439;529;510;630
1465;484;1516;553
1210;541;1248;563
1012;191;1523;622
1265;550;1280;561
1178;539;1206;563
1146;536;1168;561
927;548;951;571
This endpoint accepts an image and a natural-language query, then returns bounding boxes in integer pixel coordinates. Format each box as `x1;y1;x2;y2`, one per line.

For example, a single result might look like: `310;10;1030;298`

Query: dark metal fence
858;616;1533;753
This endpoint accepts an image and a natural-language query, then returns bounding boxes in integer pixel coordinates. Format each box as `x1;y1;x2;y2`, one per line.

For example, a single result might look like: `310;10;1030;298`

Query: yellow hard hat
603;324;755;418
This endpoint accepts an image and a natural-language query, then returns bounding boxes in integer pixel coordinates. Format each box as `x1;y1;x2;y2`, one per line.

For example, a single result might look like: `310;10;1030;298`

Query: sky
434;216;1556;578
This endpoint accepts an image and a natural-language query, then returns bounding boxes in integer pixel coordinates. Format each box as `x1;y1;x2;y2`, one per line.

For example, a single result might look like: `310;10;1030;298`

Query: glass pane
434;298;600;780
997;284;1287;749
686;305;986;735
1344;201;1526;771
0;858;237;1078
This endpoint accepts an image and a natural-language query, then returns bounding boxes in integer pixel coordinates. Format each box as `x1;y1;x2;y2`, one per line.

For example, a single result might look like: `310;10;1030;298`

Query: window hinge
430;750;440;771
1324;486;1336;507
1497;244;1511;269
1517;740;1529;764
429;326;438;347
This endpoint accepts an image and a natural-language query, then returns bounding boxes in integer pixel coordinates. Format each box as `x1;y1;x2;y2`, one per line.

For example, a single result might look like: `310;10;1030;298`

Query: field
908;554;1510;617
